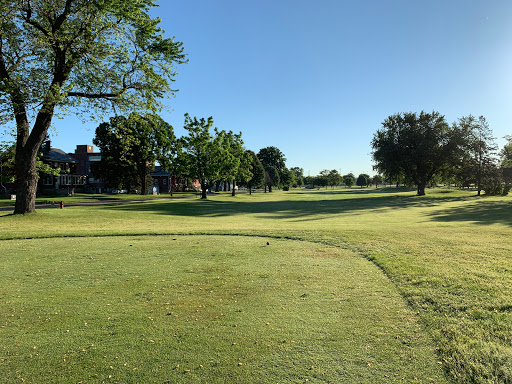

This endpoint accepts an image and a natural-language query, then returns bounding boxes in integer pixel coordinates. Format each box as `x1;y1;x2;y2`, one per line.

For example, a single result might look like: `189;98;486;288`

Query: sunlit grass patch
0;235;446;383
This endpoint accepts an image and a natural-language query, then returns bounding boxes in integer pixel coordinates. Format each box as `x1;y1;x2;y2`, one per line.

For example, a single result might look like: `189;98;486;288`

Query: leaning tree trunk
14;110;54;214
12;80;60;214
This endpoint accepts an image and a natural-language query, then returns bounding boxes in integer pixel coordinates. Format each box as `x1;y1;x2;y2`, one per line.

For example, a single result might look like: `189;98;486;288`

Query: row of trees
90;112;305;199
0;1;316;212
372;112;511;196
302;171;383;189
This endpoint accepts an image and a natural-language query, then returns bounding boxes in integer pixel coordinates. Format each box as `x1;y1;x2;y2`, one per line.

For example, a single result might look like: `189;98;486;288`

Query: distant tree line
302;171;379;189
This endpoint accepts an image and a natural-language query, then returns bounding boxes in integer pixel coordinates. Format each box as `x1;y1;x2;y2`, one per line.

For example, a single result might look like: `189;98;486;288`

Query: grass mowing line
0;235;448;383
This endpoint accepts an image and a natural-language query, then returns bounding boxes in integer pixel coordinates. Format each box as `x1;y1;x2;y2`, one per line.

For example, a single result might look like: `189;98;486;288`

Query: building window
60;175;71;185
73;175;86;185
163;178;167;185
43;175;53;185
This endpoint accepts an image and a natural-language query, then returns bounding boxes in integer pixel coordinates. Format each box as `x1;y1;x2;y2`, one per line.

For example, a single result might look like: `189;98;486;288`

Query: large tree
220;131;250;197
343;173;355;188
371;111;457;196
92;113;176;194
327;169;342;188
257;146;286;179
371;174;383;188
179;114;228;199
264;166;280;193
318;169;330;189
241;150;264;194
279;167;296;189
0;1;186;213
290;166;304;187
454;115;498;196
356;173;370;188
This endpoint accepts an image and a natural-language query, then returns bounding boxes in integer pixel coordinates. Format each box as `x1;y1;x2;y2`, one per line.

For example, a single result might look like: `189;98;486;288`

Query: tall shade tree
242;150;264;195
221;130;250;197
264;166;280;193
343;173;355;188
279;167;296;189
0;0;186;213
179;114;228;199
290;166;304;187
257;146;286;178
356;173;370;188
327;169;342;188
454;116;499;196
92;113;176;194
371;111;457;196
371;174;383;188
318;169;330;189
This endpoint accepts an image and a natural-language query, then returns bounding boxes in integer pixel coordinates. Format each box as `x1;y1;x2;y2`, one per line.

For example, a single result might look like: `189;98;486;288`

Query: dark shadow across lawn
107;189;492;223
427;200;512;226
287;187;418;195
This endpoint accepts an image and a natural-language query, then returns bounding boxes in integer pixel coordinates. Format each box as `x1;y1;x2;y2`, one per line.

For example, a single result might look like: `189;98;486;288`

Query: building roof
151;165;170;176
45;148;77;163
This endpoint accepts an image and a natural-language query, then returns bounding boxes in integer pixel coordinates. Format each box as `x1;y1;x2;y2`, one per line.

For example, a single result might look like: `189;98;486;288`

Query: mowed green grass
1;187;512;382
0;235;445;383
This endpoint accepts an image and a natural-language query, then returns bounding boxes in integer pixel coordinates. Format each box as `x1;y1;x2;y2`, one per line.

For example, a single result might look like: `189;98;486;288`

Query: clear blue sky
49;0;511;177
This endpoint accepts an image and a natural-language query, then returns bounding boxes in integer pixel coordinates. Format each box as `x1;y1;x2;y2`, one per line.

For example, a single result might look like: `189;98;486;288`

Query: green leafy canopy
0;0;187;122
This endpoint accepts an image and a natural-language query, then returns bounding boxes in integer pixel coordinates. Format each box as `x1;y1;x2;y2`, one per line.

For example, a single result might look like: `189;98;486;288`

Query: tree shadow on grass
427;200;512;226
287;187;417;196
107;190;485;223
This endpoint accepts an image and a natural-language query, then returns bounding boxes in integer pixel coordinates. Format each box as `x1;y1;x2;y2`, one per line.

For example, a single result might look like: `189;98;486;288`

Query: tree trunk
140;167;146;195
269;185;272;192
14;151;39;214
14;111;54;214
232;179;236;196
417;183;426;196
201;180;207;199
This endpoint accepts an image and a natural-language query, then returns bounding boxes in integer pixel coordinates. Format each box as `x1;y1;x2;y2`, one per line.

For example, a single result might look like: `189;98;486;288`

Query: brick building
70;144;105;193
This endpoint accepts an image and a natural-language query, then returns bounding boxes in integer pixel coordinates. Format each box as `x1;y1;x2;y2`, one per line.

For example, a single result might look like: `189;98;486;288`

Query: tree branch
21;1;50;38
53;0;73;34
0;39;29;145
66;91;119;99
